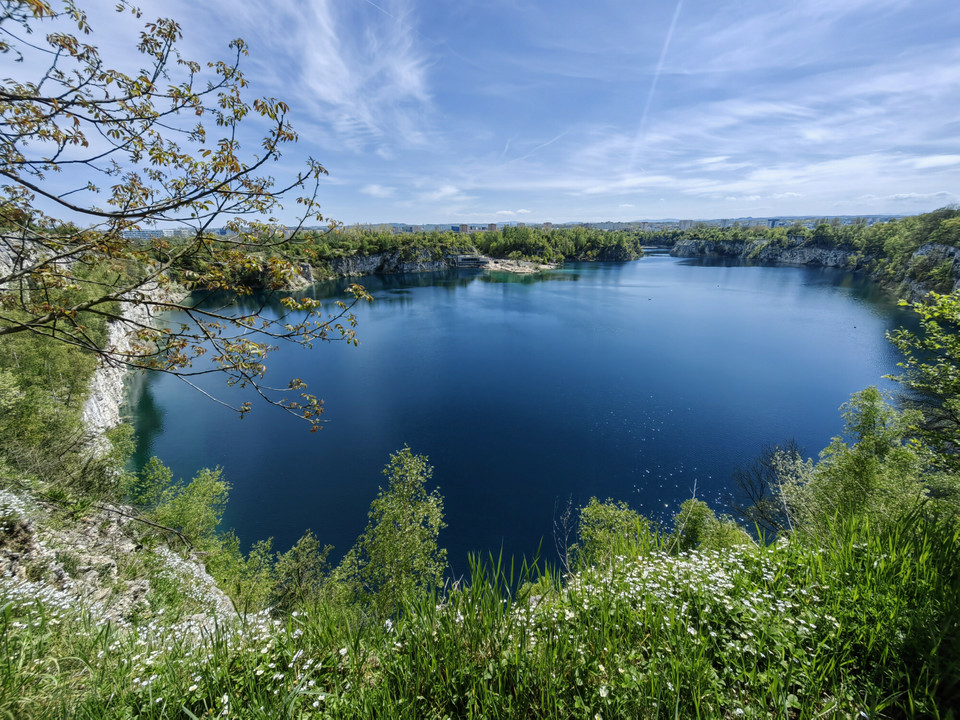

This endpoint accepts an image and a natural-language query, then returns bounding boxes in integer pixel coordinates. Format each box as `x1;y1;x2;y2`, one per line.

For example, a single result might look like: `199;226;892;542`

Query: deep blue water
130;254;915;570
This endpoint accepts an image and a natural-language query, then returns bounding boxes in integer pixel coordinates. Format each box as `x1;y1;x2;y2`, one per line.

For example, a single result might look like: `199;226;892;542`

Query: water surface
130;254;915;569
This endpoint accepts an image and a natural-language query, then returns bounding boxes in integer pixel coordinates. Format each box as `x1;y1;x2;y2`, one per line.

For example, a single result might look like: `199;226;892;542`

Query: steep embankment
325;248;461;276
1;271;235;627
671;237;960;300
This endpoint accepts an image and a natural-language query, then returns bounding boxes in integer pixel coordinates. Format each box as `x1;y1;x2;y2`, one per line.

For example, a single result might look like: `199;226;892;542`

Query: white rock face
327;248;470;276
0;245;13;285
671;238;855;267
0;242;176;442
670;238;960;300
81;283;185;447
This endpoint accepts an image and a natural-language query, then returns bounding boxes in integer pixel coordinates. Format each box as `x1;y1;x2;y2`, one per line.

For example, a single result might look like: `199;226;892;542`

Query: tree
334;446;446;618
0;1;370;429
271;530;333;613
669;498;752;552
572;497;651;568
731;440;804;535
773;388;928;536
888;291;960;469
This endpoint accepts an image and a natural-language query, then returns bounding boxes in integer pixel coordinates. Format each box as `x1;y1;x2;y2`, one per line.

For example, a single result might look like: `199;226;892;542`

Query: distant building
517;222;525;228
123;229;162;240
543;222;553;231
488;223;497;232
123;228;196;240
678;220;693;230
459;223;469;234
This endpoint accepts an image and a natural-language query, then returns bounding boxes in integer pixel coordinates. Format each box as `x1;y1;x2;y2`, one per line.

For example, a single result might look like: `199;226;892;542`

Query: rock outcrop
326;248;466;277
80;281;190;454
671;238;857;268
671;238;960;300
0;489;236;626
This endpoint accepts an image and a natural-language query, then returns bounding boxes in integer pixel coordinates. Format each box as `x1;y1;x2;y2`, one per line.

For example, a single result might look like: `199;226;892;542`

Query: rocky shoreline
312;249;556;279
670;237;960;301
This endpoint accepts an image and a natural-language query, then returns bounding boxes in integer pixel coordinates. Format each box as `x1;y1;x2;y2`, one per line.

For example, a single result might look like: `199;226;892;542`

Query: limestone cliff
670;237;857;268
325;248;467;277
670;238;960;300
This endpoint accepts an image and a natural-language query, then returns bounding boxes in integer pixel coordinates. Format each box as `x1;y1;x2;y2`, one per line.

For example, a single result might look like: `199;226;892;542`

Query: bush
573;497;653;567
669;498;753;552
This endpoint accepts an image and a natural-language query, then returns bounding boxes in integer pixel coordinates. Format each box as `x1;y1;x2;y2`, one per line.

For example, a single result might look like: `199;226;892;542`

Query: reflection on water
130;257;916;570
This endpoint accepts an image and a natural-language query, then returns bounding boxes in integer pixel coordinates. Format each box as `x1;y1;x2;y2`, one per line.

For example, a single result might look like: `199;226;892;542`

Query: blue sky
62;1;960;224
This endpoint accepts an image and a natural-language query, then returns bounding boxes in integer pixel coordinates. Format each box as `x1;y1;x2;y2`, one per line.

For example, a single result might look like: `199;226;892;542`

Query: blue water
130;254;915;570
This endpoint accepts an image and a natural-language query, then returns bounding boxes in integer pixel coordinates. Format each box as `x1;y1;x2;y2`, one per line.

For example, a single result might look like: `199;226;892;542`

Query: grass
1;509;957;719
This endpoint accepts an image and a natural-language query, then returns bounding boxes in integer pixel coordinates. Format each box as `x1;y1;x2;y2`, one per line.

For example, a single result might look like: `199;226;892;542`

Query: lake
129;253;916;570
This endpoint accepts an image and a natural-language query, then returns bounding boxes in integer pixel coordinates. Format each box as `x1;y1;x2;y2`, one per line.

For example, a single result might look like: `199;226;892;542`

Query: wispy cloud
214;0;435;153
361;184;396;198
46;0;960;223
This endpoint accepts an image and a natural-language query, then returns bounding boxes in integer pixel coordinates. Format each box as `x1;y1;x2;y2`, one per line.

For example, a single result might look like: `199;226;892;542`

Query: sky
16;0;960;225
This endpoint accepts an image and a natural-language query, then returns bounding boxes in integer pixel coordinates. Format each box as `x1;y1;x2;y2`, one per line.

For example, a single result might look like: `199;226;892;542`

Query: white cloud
914;155;960;169
887;191;955;203
361;184;396;198
421;185;462;202
86;0;960;224
226;0;434;152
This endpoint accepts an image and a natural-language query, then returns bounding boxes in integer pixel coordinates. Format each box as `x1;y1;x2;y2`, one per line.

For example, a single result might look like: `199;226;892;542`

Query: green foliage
207;534;277;615
132;458;229;549
652;206;960;293
0;306;97;477
290;227;473;264
302;223;649;267
573;497;652;568
475;224;644;262
772;388;930;536
128;456;174;510
271;530;333;613
333;446;447;619
669;498;754;552
4;505;957;718
888;290;960;470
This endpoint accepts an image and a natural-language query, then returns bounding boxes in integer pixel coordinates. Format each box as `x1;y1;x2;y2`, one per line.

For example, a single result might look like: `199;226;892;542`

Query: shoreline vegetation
273;206;960;303
212;207;960;311
2;207;960;717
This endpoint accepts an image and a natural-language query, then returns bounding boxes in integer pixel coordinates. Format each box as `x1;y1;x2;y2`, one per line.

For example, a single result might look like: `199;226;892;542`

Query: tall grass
1;507;957;719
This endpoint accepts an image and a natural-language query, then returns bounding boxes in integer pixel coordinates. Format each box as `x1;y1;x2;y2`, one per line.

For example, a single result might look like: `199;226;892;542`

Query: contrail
514;132;567;163
630;0;684;169
359;0;399;21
